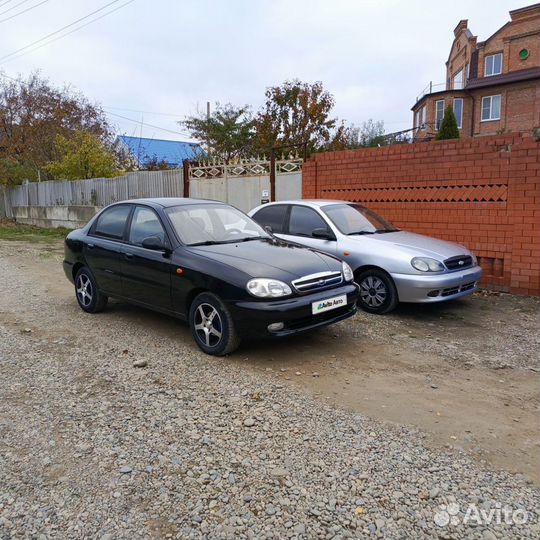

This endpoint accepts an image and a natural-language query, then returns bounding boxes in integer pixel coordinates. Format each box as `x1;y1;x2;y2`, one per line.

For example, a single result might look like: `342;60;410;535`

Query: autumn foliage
0;72;116;185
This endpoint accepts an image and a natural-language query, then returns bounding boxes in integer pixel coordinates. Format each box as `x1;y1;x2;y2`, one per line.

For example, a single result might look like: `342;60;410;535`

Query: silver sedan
249;200;483;314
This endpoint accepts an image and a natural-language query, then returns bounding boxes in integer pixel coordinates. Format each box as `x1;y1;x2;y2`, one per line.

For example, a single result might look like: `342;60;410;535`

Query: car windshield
165;203;269;246
322;203;398;235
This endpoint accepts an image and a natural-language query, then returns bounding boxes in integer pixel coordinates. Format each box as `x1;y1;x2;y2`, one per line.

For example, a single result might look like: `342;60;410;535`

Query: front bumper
391;266;483;303
229;283;359;338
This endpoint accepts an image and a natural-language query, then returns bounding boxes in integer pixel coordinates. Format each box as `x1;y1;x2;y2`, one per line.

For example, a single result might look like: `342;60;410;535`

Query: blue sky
0;0;529;141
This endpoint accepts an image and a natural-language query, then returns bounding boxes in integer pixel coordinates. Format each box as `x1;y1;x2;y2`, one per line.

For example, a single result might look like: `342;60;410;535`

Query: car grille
444;255;473;271
291;271;343;293
440;281;476;297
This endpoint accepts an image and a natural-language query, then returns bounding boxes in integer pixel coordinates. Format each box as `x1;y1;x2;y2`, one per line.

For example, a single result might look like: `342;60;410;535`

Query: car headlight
247;278;292;298
411;257;444;272
342;261;354;282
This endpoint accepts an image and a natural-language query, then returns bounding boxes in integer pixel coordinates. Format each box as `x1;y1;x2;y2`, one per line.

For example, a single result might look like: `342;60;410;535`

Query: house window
414;110;420;129
485;53;503;76
453;98;463;129
453;69;464;89
421;106;426;130
481;95;501;121
435;100;445;130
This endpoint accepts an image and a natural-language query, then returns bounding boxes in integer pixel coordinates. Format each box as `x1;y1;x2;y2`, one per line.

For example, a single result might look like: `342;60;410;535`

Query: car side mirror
311;228;335;241
264;225;274;235
142;236;167;251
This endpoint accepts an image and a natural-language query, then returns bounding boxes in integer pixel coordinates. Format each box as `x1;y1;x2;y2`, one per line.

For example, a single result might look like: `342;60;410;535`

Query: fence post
182;160;190;198
270;149;276;202
0;186;6;218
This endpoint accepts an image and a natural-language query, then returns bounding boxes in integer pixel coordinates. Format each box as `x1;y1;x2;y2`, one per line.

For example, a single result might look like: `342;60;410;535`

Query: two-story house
412;3;540;140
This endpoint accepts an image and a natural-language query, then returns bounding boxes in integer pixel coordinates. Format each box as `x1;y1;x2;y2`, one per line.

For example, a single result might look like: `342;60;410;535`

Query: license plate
312;295;347;315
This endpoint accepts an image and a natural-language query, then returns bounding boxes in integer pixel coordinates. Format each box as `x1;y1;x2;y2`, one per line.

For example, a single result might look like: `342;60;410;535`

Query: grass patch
0;219;70;242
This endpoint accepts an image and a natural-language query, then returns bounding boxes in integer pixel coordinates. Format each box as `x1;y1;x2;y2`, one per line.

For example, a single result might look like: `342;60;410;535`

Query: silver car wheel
194;303;223;347
360;275;387;307
76;274;93;307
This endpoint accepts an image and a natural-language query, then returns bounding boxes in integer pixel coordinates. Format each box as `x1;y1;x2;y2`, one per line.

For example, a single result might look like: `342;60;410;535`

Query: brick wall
302;133;540;295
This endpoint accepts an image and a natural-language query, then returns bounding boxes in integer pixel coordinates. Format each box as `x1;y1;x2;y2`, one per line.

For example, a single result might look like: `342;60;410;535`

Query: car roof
258;199;352;208
112;197;226;209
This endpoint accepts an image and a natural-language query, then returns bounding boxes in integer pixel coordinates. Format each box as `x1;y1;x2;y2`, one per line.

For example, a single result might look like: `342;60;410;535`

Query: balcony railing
415;79;467;102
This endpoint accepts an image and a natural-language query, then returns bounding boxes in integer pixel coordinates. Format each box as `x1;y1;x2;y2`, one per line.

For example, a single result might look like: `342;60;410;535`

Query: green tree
0;158;36;185
436;106;460;140
181;103;254;160
254;80;340;153
45;131;119;180
0;72;113;185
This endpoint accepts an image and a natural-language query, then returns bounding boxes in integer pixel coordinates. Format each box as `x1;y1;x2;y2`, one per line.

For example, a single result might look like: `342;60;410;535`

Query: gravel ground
354;291;539;371
0;241;539;540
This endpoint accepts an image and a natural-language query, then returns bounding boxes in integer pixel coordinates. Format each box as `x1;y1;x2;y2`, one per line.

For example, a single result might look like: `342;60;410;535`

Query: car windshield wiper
347;230;375;235
216;236;266;244
187;240;223;246
230;236;265;243
188;236;265;246
374;228;400;234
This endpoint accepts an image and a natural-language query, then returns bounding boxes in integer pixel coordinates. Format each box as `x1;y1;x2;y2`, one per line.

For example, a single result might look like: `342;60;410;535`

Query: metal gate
184;153;303;213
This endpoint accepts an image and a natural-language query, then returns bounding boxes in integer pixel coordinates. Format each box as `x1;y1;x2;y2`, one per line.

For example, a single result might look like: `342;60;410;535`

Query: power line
0;0;16;10
0;0;135;64
0;0;32;16
0;70;18;81
103;105;184;118
1;74;193;140
0;71;191;139
105;110;193;138
1;0;136;64
0;0;48;24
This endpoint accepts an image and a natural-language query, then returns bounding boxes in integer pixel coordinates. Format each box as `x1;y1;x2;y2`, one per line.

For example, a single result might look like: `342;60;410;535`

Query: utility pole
206;101;211;155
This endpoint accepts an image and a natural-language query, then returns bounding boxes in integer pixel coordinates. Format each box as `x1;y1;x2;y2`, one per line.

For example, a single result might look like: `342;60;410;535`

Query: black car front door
86;204;133;295
121;205;173;311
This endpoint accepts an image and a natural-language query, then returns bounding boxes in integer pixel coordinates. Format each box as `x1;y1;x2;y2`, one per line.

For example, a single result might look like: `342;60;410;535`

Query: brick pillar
507;133;540;295
302;160;318;199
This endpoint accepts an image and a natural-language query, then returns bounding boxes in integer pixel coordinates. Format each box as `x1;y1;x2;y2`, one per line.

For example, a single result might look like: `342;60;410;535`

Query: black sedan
63;198;359;355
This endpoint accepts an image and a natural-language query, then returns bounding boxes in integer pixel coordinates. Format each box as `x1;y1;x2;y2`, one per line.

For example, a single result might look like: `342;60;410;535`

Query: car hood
358;231;471;259
186;238;341;280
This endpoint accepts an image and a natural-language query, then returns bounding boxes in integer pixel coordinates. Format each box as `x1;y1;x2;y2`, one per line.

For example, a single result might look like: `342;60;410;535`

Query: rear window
252;205;288;233
94;205;131;239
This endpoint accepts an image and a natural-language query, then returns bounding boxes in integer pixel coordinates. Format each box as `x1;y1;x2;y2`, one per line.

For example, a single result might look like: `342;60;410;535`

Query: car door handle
123;252;134;260
87;243;95;249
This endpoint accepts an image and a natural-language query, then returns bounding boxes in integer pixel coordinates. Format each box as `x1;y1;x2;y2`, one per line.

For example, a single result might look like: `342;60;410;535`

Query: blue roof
117;135;204;167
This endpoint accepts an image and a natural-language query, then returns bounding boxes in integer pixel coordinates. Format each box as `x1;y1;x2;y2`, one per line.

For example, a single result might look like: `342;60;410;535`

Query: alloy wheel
76;274;93;307
194;303;223;347
360;275;387;308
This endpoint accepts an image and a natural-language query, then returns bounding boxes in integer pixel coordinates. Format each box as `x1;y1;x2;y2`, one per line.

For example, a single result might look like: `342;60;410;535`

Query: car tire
356;268;398;314
74;267;108;313
189;292;240;356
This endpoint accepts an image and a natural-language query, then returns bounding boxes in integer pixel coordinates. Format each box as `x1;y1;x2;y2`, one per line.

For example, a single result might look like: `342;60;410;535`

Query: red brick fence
303;133;539;295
